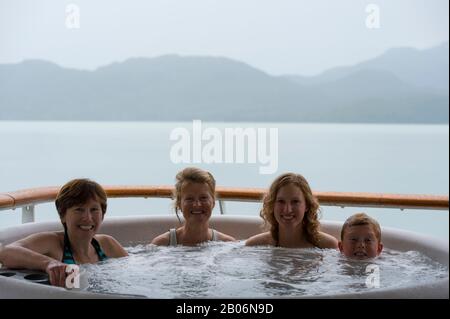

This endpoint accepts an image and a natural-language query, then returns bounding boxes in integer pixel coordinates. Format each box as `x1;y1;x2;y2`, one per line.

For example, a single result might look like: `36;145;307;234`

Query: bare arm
150;232;170;246
216;232;237;242
0;232;61;272
245;232;274;246
317;232;339;249
0;233;70;287
96;235;129;258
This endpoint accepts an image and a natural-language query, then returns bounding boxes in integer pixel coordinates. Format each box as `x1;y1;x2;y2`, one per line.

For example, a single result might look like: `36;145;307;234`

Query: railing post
22;205;35;224
218;200;226;215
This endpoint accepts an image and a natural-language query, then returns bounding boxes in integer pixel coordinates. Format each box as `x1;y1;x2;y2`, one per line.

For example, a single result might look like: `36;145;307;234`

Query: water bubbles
85;242;448;298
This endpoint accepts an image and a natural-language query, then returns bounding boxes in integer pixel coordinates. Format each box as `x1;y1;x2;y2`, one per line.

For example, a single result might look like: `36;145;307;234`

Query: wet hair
173;167;216;222
261;173;321;246
55;179;107;219
340;213;382;242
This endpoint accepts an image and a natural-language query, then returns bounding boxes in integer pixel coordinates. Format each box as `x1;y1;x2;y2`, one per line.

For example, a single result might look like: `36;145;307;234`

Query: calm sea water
0;121;448;239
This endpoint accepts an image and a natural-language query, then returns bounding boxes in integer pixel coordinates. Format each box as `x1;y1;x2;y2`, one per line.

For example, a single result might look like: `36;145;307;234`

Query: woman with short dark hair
0;179;128;287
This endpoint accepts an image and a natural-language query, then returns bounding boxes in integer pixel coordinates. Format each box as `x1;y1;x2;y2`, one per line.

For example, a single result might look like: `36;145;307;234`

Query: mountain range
0;42;448;123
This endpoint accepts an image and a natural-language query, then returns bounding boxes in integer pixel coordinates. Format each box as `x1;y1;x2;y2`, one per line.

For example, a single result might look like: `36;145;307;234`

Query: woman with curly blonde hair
246;173;337;248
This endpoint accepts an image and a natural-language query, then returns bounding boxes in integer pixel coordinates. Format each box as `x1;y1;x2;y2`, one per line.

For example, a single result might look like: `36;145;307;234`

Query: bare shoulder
245;232;274;246
94;234;115;246
216;231;236;242
95;234;128;257
317;231;338;249
9;231;62;254
150;232;170;246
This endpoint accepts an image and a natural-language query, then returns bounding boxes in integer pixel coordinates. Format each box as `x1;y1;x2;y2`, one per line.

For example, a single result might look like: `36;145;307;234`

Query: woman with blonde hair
151;167;235;246
246;173;337;248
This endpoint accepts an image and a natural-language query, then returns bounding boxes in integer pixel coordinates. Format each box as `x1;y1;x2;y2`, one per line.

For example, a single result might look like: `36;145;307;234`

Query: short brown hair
341;213;381;242
173;167;216;217
55;179;107;219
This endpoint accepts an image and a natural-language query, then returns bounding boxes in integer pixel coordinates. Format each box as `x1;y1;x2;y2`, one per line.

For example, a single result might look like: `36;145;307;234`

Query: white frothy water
83;242;448;298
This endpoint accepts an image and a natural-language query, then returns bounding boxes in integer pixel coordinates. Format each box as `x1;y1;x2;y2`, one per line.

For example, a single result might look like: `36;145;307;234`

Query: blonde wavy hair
261;173;321;246
173;167;216;222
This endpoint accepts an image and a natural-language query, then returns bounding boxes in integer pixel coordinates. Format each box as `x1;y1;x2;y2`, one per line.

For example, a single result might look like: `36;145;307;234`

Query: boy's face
339;224;383;259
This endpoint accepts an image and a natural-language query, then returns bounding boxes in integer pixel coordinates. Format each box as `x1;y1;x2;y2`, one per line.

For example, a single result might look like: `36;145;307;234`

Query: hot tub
0;215;448;298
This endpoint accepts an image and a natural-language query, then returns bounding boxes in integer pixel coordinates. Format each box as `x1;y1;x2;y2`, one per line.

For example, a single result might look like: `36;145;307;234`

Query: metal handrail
0;185;448;211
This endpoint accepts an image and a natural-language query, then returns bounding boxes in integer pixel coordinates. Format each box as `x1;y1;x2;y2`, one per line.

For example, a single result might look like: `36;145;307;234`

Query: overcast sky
0;0;448;75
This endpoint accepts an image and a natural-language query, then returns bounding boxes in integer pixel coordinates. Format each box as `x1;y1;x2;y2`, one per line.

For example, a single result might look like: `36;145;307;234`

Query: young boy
339;213;383;259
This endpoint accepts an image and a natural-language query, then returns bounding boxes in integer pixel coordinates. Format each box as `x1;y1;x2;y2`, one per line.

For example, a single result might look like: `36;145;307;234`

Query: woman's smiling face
180;182;215;223
274;184;307;229
62;197;103;237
